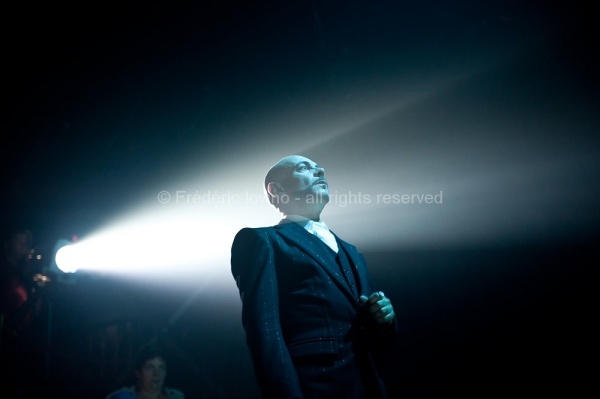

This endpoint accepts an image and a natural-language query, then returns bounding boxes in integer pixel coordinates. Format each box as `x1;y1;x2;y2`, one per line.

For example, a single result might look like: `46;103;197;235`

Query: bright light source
51;238;75;274
55;244;78;273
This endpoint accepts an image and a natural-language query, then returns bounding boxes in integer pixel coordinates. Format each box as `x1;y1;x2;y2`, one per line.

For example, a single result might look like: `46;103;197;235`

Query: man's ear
267;182;284;198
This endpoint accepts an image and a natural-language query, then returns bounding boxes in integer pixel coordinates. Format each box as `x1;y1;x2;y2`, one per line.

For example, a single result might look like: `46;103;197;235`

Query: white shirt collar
283;215;327;229
283;215;338;252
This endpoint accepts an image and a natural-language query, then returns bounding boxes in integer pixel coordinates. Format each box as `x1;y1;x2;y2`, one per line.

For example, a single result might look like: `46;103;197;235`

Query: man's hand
359;291;395;325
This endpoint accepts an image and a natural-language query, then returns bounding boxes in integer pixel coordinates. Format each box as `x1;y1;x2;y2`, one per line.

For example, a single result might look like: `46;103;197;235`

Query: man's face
136;357;166;393
277;156;329;204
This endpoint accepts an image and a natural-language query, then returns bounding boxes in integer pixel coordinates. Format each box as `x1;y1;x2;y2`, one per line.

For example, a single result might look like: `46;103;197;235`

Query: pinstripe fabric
231;222;394;399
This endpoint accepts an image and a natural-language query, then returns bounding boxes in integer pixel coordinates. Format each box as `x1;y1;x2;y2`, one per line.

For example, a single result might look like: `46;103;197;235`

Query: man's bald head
264;155;329;218
264;155;307;195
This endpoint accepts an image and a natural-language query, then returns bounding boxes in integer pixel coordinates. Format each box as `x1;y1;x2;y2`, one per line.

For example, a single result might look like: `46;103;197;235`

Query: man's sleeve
231;228;304;399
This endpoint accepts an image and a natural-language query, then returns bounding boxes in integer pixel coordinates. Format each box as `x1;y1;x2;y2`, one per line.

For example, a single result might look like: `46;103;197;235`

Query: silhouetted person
0;227;35;397
0;228;32;326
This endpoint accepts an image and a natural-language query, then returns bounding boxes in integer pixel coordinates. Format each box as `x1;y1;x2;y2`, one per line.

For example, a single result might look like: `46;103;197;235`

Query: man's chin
309;191;329;204
289;189;329;205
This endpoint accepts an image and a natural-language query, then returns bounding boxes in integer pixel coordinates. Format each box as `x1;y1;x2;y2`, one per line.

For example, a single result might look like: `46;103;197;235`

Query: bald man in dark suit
231;155;397;399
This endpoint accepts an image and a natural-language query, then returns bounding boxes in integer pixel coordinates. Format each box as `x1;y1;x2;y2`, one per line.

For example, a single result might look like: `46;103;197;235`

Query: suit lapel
332;232;370;297
275;223;358;302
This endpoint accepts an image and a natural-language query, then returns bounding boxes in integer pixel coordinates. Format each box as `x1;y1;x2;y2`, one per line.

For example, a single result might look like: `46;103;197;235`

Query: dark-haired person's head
2;227;32;268
133;346;168;395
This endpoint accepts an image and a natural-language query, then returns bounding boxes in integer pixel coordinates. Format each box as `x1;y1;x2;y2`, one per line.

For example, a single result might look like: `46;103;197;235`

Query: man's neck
282;204;324;222
284;213;321;222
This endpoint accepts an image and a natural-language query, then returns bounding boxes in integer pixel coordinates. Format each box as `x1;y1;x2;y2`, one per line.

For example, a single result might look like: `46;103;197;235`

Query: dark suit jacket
231;221;396;399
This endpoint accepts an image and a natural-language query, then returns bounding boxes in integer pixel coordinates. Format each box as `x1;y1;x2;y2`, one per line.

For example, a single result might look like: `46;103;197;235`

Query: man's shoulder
232;222;301;249
232;225;277;246
234;225;277;236
237;225;279;232
234;222;293;236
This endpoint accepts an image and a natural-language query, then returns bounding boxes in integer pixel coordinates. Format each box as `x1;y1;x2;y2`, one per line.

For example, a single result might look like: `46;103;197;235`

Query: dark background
1;1;598;398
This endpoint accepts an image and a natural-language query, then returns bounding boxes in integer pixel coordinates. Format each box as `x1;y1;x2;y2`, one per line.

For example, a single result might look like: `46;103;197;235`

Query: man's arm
231;228;303;399
353;249;399;350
